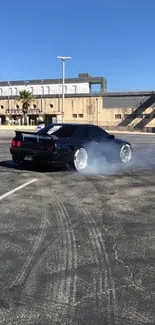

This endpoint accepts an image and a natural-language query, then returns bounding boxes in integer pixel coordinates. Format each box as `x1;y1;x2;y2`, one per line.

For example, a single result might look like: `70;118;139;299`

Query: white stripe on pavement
0;179;38;201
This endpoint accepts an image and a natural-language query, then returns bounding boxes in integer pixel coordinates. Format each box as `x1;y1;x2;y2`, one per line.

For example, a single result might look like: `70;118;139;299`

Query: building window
9;88;12;96
72;114;77;118
78;114;83;118
44;86;50;94
14;88;18;96
16;105;19;109
33;104;36;108
50;104;53;108
115;114;121;119
1;105;4;109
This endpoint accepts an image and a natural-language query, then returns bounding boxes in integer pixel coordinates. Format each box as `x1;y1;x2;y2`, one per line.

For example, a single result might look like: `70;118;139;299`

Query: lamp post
57;56;72;123
41;79;44;112
8;81;11;112
24;80;29;87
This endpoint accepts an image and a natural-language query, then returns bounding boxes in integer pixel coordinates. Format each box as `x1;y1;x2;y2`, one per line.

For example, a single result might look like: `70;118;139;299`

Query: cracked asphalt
0;131;155;324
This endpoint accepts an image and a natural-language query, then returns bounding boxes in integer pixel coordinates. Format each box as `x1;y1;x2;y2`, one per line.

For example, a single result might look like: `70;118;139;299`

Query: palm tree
16;90;34;125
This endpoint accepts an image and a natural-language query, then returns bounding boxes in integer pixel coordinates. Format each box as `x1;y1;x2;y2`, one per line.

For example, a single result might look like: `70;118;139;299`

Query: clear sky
0;0;155;91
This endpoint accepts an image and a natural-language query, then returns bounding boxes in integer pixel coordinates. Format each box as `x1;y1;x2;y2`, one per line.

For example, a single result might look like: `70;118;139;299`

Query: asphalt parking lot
0;131;155;325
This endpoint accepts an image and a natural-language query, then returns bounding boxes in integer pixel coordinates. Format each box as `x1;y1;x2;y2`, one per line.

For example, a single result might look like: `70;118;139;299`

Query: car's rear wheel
73;148;88;172
120;144;132;163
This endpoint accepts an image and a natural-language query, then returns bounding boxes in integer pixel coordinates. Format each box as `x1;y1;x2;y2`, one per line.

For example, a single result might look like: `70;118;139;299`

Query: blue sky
0;0;155;91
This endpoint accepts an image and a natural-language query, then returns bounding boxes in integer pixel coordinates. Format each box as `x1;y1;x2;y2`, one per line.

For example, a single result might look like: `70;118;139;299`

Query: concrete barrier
107;130;155;135
0;125;37;131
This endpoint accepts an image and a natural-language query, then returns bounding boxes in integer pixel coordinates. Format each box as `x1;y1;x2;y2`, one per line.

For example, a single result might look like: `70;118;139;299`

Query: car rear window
38;125;76;138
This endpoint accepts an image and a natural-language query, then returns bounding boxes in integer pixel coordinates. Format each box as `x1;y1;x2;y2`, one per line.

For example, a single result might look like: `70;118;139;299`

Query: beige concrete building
102;91;155;132
1;73;155;132
0;94;105;126
0;73;107;126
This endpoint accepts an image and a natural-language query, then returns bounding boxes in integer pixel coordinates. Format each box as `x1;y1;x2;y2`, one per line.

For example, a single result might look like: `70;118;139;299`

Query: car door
87;126;109;156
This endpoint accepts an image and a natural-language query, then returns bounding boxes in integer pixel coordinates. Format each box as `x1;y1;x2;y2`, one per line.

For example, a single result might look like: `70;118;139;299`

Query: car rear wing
15;130;52;142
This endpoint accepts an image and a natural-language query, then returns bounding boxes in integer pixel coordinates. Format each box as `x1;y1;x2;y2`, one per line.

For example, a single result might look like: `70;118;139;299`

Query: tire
120;143;132;163
73;148;88;172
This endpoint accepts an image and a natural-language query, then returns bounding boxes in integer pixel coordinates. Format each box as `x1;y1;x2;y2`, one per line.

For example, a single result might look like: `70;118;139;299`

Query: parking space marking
0;178;38;201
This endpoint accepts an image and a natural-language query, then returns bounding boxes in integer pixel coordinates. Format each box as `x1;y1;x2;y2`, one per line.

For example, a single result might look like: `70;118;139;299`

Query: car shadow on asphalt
1;159;155;177
0;160;69;173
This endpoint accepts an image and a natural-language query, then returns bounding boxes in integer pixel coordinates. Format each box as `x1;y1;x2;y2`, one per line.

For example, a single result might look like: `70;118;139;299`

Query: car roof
45;123;99;128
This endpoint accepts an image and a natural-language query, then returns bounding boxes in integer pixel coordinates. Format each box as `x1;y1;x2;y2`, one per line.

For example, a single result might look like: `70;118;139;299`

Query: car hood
112;137;131;146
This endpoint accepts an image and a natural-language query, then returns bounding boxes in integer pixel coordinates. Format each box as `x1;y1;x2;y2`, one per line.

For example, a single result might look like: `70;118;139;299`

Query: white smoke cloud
77;139;155;176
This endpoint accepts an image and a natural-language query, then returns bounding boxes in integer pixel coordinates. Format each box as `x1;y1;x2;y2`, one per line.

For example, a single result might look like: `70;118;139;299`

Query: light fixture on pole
24;80;29;87
57;56;72;123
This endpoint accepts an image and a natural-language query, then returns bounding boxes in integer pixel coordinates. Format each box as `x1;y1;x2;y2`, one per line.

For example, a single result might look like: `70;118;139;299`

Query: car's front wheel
73;148;88;172
120;144;132;163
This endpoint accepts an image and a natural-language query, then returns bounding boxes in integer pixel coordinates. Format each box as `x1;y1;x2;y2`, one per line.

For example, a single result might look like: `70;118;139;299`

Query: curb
107;130;155;136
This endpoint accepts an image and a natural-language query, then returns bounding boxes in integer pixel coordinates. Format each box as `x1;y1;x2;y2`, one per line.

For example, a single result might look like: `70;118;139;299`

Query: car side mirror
109;134;115;139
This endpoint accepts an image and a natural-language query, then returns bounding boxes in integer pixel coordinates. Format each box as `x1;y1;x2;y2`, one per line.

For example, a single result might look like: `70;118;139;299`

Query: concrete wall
0;96;105;125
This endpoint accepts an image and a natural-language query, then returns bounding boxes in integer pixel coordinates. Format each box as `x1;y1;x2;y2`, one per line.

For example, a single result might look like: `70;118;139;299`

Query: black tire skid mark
81;175;118;324
50;177;117;325
9;179;78;324
29;181;78;320
42;184;77;307
48;178;105;307
93;174;155;325
9;207;47;290
71;193;116;325
0;196;31;316
20;182;66;304
0;195;42;276
0;197;28;261
8;193;54;324
0;187;46;322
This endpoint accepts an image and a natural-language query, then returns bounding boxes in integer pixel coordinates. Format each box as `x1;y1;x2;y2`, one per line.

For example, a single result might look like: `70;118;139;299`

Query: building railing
0;88;103;97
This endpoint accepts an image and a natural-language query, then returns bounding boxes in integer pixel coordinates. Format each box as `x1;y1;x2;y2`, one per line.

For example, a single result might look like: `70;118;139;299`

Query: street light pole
57;56;72;123
62;59;65;123
41;79;44;112
8;81;11;111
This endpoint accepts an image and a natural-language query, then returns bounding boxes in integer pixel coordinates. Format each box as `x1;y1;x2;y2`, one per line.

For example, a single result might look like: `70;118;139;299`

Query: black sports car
10;123;133;172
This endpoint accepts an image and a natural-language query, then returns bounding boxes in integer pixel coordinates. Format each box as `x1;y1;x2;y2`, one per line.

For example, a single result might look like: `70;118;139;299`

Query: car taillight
17;141;21;148
11;140;16;147
50;145;55;151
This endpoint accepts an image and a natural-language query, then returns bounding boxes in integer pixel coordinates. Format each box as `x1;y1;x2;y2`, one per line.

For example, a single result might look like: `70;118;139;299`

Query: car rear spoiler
15;130;52;141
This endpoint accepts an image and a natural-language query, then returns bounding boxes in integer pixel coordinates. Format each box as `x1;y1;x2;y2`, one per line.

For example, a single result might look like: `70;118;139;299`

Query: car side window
82;127;89;140
88;127;104;140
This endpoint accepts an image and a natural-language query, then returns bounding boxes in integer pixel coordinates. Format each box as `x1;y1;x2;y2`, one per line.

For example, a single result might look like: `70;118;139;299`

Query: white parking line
0;179;38;201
